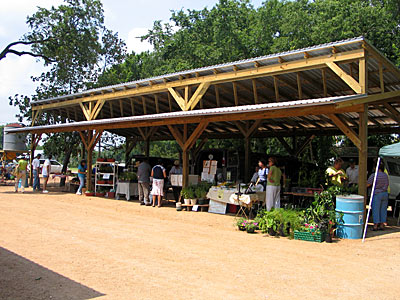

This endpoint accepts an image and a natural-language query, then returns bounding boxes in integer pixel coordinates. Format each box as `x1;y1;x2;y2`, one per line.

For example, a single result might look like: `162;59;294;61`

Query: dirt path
0;184;399;300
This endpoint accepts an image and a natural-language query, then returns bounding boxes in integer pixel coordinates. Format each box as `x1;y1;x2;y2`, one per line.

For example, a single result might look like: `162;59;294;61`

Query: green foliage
119;172;137;182
304;186;343;232
181;185;196;199
255;208;304;238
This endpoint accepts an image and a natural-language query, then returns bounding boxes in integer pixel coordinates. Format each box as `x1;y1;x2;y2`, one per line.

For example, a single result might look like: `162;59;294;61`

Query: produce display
119;172;137;182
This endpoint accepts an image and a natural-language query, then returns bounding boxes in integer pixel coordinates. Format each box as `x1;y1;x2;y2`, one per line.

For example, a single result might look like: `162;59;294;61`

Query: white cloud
126;28;153;54
0;55;47;125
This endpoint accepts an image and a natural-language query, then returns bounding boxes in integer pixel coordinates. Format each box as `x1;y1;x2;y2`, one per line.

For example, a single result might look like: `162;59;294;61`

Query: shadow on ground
0;246;105;300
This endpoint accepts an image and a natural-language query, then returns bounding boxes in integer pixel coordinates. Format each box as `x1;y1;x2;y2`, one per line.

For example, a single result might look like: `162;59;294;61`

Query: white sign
103;174;111;180
192;205;199;212
208;200;227;215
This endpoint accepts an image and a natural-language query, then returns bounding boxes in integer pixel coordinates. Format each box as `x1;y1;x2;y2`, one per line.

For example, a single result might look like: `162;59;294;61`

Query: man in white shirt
42;155;52;193
32;153;41;191
346;159;359;186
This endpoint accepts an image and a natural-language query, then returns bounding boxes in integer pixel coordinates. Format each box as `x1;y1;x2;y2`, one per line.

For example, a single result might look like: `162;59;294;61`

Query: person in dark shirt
151;160;167;207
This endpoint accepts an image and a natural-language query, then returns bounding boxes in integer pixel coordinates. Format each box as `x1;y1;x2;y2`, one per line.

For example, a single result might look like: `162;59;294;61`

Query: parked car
39;159;64;174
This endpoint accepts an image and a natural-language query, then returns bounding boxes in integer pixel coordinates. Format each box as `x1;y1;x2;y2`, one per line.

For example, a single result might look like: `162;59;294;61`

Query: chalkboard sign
208;200;227;215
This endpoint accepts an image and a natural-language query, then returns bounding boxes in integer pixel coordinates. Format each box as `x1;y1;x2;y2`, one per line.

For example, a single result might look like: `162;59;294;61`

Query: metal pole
362;157;381;243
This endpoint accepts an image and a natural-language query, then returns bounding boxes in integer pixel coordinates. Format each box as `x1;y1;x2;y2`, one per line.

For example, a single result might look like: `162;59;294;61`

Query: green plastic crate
294;230;326;243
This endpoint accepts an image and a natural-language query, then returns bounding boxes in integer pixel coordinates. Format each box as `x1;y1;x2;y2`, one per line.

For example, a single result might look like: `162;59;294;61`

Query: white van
382;157;400;207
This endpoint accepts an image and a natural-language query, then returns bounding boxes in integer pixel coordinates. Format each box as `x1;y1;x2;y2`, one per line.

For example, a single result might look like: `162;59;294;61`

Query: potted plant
235;218;247;231
294;223;325;242
85;190;94;196
107;189;115;199
97;157;105;162
98;180;106;184
95;188;106;197
245;221;258;233
195;186;207;205
181;186;194;205
107;158;115;162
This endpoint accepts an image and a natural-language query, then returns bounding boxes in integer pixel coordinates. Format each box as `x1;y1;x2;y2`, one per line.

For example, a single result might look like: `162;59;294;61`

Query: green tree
9;0;126;184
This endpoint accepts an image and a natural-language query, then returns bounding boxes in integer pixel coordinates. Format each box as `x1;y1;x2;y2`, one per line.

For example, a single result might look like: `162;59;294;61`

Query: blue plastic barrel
336;195;364;239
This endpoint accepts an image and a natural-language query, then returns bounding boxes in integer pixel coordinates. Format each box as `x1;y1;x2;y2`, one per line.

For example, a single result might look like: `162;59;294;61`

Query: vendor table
116;182;138;200
283;192;314;207
207;187;265;205
207;187;265;216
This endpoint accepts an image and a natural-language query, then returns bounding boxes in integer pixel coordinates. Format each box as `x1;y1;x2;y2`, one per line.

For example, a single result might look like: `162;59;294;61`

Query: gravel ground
0;183;399;300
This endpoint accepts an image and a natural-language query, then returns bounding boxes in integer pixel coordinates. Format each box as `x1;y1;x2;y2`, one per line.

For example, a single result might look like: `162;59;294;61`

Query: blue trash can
336;195;364;239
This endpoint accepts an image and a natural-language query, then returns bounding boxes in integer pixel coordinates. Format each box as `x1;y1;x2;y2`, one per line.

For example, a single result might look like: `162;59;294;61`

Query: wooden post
358;104;368;201
182;124;188;187
29;134;36;186
244;136;250;182
182;149;189;188
86;130;93;192
145;138;150;159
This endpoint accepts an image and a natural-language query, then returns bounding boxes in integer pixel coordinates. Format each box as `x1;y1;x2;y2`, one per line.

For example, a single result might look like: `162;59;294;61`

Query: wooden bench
181;204;209;212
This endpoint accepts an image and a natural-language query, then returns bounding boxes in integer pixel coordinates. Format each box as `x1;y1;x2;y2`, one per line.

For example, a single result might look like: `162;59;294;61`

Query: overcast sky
0;0;262;125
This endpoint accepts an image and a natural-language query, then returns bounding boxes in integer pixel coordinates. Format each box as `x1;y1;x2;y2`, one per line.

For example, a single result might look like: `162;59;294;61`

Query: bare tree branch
0;39;54;62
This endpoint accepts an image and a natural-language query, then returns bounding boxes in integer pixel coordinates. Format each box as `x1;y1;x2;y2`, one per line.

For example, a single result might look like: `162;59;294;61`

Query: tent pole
362;157;380;243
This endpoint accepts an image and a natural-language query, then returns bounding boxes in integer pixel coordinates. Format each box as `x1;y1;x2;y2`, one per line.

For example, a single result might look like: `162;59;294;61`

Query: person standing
137;159;152;205
15;155;28;193
367;163;389;231
257;159;268;191
32;153;41;191
346;159;359;186
42;155;52;193
326;158;348;187
250;166;259;184
266;157;282;211
169;160;183;202
76;159;87;195
151;160;167;207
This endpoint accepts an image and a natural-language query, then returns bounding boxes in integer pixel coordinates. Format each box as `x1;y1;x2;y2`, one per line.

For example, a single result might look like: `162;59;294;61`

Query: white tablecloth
116;182;138;200
207;188;265;205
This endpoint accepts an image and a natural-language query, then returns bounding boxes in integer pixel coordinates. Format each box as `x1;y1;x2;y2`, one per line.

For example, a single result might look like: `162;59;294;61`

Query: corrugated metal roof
9;94;366;134
32;36;366;106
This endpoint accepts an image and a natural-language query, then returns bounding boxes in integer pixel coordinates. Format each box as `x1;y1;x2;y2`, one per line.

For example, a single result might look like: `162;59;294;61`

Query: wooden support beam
232;82;239;106
33;48;366;112
379;62;385;94
326;62;362;93
245;136;251;182
187;82;210;110
358;105;368;200
329;114;361;150
336;90;400;108
141;96;147;114
214;85;220;107
383;102;400;123
294;135;315;157
109;102;114;118
167;125;184;149
167;92;173;112
119;99;124;117
297;72;303;99
125;137;137;164
184;121;209;151
322;68;328;97
79;102;91;120
168;87;186;111
359;51;368;94
155;94;159;113
91;99;105;120
252;79;258;104
130;98;135;116
31;109;42;126
277;136;294;156
273;76;280;102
